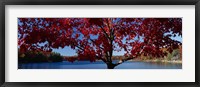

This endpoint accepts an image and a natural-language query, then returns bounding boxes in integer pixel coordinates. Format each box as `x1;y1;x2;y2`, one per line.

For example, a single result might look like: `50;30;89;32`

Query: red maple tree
18;18;182;69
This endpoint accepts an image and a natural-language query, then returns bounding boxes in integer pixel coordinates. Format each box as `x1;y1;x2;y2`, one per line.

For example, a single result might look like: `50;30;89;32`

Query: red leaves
66;56;77;63
18;18;182;63
88;18;103;26
19;44;27;53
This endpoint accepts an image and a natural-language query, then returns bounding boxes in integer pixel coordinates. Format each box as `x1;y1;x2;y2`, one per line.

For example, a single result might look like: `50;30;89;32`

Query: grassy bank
130;59;182;64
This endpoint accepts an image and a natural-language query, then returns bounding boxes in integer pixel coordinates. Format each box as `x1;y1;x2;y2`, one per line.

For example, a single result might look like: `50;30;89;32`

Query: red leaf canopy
18;18;182;62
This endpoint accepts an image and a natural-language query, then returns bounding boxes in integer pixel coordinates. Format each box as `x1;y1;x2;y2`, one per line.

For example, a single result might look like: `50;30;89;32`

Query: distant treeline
136;47;182;61
18;51;63;63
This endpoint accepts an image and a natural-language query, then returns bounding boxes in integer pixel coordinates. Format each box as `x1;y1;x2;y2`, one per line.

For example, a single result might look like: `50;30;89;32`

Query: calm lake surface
18;61;182;69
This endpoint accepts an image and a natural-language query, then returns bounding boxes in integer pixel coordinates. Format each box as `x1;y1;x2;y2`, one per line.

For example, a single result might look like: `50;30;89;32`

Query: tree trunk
106;63;116;69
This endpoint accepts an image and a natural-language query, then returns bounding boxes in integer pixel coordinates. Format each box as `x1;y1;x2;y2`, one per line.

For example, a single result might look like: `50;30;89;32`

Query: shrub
172;49;179;57
166;49;181;61
167;53;173;61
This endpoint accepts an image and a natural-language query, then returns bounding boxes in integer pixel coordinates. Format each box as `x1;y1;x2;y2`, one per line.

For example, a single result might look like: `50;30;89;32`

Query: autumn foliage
18;18;182;69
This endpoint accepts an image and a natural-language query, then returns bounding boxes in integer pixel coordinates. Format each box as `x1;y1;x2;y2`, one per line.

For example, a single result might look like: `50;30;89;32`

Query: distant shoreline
129;59;182;64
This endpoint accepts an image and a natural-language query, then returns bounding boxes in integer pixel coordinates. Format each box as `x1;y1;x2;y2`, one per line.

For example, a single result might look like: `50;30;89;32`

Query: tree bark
106;63;116;69
106;57;134;69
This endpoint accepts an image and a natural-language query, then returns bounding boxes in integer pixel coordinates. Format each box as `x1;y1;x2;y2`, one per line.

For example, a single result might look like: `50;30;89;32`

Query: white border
5;5;195;82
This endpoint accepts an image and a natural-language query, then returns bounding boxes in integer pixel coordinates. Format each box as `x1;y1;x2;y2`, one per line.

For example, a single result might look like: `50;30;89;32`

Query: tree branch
89;39;104;50
99;25;110;40
114;57;134;66
96;55;107;63
71;42;84;51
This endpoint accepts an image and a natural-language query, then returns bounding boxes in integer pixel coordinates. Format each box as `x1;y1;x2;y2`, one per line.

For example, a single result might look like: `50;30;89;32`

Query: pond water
18;61;182;69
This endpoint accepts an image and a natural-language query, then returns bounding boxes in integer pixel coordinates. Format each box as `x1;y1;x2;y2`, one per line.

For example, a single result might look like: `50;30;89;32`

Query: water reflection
19;61;182;69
